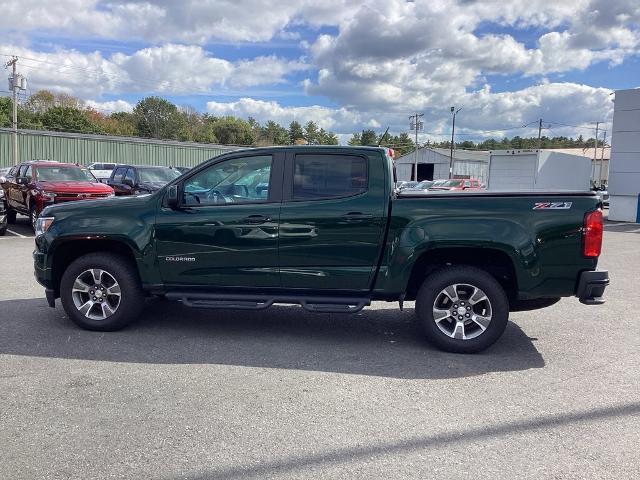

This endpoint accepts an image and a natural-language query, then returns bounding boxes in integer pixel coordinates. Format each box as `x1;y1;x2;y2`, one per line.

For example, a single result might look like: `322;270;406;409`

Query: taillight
583;209;603;257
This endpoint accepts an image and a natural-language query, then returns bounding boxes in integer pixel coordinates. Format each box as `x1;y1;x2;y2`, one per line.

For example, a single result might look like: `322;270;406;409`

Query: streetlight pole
449;106;462;179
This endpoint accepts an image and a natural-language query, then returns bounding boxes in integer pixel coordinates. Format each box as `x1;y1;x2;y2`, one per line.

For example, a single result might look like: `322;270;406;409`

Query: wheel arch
50;238;140;297
404;246;518;301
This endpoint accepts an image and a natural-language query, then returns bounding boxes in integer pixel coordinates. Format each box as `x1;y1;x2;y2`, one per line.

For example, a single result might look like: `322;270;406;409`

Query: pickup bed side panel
374;195;599;299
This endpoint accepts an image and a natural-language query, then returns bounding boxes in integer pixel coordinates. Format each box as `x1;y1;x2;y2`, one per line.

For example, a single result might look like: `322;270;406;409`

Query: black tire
0;225;6;236
415;266;509;353
60;253;144;331
30;204;38;232
6;207;16;224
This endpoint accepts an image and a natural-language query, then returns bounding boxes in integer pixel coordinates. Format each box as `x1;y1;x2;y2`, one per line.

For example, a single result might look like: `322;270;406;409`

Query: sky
0;0;639;144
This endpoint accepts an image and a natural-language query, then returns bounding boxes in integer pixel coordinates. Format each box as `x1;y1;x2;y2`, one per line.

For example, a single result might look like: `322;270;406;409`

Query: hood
138;181;167;191
36;180;114;194
42;189;158;217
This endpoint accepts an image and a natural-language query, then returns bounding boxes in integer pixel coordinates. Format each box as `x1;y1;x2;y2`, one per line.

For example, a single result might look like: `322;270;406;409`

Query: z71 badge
533;202;572;210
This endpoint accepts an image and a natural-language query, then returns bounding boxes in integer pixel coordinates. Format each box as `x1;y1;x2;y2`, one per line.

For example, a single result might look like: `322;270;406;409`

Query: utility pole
449;107;462;179
409;113;423;181
599;130;607;187
537;118;543;150
5;56;18;166
593;121;600;187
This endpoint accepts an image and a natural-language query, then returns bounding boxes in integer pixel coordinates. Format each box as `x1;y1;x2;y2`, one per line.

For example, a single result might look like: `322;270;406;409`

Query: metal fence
0;128;239;169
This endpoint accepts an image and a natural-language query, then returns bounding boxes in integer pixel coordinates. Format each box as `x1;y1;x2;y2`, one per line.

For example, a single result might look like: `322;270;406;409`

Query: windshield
440;179;464;187
36;166;95;182
138;167;182;184
417;181;433;188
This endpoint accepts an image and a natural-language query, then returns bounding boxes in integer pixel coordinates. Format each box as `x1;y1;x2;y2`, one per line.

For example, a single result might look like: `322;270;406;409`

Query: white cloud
304;0;640;113
0;0;634;140
84;99;134;113
1;43;306;97
205;82;614;142
205;97;369;132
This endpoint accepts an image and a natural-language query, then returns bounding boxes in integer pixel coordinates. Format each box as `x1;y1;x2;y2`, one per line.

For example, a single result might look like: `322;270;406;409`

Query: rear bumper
576;270;609;305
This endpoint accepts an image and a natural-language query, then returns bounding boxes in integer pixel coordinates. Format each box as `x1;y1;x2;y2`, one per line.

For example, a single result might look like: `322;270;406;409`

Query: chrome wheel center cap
95;289;103;298
457;306;466;315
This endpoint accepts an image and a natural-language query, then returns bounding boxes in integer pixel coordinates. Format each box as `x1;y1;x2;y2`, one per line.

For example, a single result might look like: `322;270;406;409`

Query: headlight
106;192;115;197
0;189;4;199
35;217;54;236
42;191;56;201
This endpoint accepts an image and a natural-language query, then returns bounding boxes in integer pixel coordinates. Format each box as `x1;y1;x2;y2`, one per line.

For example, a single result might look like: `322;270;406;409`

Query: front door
155;152;283;288
278;151;388;291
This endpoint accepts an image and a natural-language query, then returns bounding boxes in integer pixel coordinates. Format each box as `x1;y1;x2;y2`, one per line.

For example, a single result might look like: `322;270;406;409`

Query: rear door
278;150;388;291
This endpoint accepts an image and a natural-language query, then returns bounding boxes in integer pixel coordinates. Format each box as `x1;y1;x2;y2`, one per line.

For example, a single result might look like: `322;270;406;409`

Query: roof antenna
378;127;390;146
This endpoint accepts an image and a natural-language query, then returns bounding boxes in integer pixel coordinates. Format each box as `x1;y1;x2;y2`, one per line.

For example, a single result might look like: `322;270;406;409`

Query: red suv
0;161;114;230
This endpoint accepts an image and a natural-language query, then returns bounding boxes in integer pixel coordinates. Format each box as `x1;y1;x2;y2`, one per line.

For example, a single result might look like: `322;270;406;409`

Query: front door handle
242;214;272;224
342;212;374;222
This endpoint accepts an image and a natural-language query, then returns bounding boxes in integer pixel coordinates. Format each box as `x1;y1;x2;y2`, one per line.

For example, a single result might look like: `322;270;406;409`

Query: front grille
54;193;111;203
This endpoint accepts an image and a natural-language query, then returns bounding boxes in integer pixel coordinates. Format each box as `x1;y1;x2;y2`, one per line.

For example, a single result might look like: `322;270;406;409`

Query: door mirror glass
166;185;179;209
123;178;134;187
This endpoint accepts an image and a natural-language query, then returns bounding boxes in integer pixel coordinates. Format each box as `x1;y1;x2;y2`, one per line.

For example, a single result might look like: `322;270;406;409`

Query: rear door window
292;154;367;200
124;168;136;185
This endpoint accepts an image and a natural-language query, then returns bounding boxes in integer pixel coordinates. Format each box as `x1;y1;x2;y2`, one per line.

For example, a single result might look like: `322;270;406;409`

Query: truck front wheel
60;253;144;331
415;266;509;353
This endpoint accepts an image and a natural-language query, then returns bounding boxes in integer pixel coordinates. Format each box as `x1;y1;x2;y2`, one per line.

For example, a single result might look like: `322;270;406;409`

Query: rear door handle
342;212;374;222
242;214;271;224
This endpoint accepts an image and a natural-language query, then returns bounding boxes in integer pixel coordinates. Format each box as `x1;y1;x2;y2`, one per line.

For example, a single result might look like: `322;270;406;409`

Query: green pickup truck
33;146;609;353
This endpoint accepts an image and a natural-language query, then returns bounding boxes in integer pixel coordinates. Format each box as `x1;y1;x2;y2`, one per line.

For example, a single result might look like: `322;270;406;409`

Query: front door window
183;155;272;206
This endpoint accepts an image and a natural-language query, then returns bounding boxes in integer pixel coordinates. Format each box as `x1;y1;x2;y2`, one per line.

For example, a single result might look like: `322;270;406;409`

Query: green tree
133;96;185;140
261;120;290;145
348;132;362;145
41;106;103;133
289;121;304;144
207;116;256;145
318;128;338;145
360;129;377;146
303;120;320;145
23;90;56;114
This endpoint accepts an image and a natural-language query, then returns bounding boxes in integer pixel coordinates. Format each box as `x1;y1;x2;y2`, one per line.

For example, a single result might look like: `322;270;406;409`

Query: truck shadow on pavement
604;222;640;234
0;298;544;379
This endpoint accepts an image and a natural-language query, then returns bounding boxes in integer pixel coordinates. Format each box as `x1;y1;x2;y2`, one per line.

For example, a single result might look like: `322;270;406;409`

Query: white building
608;88;640;223
487;150;592;191
395;147;489;182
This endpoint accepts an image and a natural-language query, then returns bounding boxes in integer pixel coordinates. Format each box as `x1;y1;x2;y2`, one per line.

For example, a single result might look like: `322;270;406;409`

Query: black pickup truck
33;146;609;353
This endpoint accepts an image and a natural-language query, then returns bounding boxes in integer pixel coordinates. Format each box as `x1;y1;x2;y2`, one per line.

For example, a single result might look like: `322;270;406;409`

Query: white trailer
488;150;591;191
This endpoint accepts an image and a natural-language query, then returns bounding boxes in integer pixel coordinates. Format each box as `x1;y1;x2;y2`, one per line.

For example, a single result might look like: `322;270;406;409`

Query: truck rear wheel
415;266;509;353
60;253;144;331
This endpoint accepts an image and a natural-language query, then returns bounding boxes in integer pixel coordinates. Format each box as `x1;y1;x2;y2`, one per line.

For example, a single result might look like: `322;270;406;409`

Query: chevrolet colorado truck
33;146;609;353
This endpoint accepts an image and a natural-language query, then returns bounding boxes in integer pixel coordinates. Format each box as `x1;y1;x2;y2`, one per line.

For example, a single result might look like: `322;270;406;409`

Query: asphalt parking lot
1;220;638;479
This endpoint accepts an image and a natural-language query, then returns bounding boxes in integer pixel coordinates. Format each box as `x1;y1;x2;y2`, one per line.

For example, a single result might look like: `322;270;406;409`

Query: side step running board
165;292;371;314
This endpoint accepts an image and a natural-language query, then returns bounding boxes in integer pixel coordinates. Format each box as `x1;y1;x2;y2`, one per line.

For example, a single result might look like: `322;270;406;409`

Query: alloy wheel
71;269;122;320
432;283;492;340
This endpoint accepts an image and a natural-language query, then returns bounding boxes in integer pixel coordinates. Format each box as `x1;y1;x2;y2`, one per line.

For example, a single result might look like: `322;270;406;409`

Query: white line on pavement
4;229;28;238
